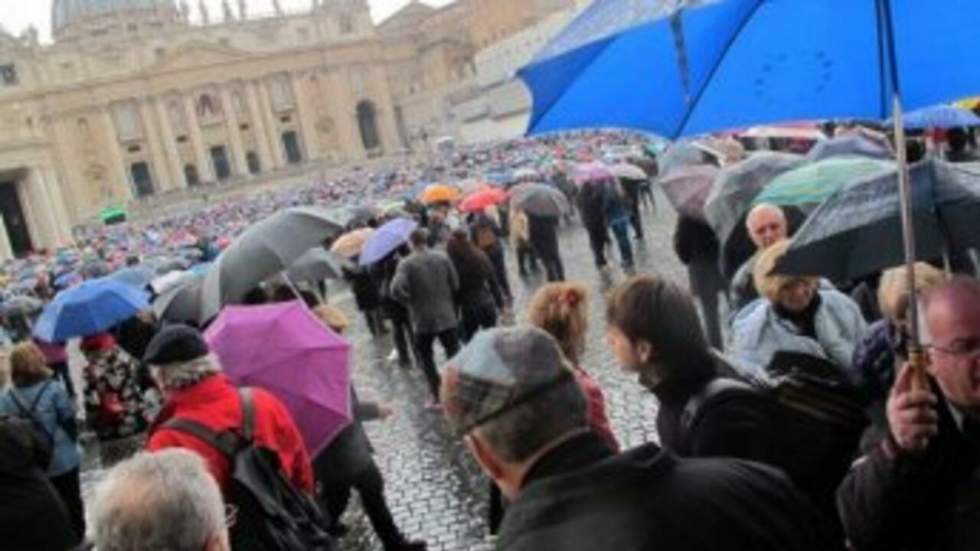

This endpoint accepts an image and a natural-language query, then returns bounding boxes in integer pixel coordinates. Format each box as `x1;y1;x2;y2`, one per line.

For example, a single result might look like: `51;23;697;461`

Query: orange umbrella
420;184;461;205
329;228;374;258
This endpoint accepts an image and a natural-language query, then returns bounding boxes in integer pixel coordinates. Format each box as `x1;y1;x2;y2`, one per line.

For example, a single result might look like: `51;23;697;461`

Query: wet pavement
82;192;710;551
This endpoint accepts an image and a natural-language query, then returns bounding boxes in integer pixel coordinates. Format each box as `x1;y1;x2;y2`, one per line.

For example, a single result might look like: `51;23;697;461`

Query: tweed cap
442;326;573;435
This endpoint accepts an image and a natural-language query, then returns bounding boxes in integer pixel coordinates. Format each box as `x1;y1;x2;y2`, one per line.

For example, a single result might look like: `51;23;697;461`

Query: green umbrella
100;205;127;225
752;157;894;210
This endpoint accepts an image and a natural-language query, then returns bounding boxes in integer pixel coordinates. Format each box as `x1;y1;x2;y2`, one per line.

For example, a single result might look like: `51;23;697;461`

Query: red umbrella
458;188;508;213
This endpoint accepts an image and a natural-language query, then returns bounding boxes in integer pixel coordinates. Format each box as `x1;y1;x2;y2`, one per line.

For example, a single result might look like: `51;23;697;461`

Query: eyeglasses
928;339;980;359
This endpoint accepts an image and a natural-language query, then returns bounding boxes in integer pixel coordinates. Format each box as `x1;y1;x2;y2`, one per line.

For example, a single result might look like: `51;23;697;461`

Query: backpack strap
681;378;759;431
9;381;55;443
238;388;255;442
162;418;240;458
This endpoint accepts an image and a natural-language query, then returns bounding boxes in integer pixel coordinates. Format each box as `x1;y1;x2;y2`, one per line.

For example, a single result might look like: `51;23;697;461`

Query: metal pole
892;93;928;388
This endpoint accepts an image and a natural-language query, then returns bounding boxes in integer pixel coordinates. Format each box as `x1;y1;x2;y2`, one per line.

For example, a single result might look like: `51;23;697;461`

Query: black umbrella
286;248;352;284
152;274;203;324
776;159;980;282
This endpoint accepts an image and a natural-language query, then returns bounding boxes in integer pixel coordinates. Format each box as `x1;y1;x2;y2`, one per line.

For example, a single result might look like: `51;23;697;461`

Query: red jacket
573;366;620;452
147;374;314;494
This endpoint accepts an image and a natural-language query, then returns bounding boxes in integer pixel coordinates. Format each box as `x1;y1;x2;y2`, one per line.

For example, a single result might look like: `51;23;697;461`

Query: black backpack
683;351;868;516
163;388;335;551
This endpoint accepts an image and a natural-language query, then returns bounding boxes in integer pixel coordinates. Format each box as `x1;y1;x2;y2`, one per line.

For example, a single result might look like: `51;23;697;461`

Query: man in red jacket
142;324;314;494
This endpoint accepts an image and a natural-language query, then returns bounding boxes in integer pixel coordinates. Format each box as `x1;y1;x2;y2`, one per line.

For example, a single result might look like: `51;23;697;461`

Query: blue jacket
0;379;81;476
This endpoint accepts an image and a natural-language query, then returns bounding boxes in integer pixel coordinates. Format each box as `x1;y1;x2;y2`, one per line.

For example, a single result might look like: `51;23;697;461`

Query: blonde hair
877;262;945;323
528;282;589;364
9;342;52;387
314;305;351;333
753;240;818;302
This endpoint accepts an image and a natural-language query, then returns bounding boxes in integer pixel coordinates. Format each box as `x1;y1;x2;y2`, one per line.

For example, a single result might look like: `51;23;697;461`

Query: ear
636;339;655;365
466;433;504;481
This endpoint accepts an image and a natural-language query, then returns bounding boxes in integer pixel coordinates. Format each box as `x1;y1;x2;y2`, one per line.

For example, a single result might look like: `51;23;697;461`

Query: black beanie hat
143;324;210;365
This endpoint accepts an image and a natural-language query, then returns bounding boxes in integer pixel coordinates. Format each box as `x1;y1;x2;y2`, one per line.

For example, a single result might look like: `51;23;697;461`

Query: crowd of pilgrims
0;126;978;551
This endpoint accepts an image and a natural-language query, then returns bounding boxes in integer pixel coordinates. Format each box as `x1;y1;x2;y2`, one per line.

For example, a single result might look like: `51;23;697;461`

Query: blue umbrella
33;278;150;342
519;0;980;139
358;218;419;266
898;105;980;129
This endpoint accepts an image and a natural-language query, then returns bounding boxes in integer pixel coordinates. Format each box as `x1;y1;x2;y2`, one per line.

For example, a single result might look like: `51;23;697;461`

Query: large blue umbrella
109;266;155;288
358;218;419;266
898;105;980;129
519;0;980;139
33;278;150;342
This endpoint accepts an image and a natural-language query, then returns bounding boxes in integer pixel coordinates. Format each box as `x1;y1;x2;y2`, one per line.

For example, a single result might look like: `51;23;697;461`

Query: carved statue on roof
199;0;210;25
222;0;235;22
272;0;283;16
179;1;191;21
238;0;248;20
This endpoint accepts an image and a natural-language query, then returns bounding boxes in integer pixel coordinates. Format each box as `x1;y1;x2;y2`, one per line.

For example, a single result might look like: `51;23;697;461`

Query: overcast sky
2;0;454;42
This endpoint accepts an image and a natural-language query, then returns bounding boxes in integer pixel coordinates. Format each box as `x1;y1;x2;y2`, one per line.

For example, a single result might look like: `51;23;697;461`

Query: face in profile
926;296;980;413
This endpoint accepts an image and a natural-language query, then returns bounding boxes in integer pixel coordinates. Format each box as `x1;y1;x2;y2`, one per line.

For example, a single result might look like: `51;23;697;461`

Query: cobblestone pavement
82;192;706;551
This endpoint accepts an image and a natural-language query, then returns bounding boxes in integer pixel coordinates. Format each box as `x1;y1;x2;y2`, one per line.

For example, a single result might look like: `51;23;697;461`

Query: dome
52;0;179;37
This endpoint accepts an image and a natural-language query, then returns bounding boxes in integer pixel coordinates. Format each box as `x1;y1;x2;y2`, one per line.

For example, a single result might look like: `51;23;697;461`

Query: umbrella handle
906;349;930;392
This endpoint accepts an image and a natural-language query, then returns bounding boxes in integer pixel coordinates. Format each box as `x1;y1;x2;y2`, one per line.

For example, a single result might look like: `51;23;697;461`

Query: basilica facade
0;0;569;258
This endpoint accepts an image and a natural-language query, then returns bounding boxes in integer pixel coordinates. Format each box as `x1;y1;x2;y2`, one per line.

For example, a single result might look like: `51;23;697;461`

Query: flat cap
143;324;209;366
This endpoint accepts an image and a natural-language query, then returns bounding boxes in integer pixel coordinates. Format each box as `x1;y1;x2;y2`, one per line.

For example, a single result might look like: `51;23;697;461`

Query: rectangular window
0;63;18;86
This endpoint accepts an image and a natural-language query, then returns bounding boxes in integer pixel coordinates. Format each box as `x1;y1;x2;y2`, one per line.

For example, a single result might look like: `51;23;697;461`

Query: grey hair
477;370;588;463
92;449;227;551
151;353;223;392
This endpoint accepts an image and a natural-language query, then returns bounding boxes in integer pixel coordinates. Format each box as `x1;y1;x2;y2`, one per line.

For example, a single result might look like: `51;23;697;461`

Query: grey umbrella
201;207;343;322
510;183;570;217
152;274;204;324
286;248;352;284
1;295;42;317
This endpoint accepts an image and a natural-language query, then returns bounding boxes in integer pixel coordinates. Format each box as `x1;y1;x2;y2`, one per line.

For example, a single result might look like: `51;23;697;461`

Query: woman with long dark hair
446;230;503;342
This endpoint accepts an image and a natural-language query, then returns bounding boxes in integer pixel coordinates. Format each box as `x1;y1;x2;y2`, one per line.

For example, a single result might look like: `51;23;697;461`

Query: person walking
509;210;538;277
0;342;84;540
603;181;635;269
374;248;416;369
312;306;427;551
674;215;728;349
578;182;609;269
447;230;504;342
527;213;565;282
469;209;512;304
392;229;461;407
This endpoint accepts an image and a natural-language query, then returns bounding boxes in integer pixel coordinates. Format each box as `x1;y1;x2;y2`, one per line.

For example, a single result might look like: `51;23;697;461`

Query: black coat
498;433;829;551
0;416;77;551
313;389;381;484
837;387;980;551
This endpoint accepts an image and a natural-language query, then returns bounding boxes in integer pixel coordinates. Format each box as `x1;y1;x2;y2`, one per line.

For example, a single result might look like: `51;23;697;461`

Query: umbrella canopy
609;162;648;181
753;157;895;210
330;228;374;259
152;274;204;324
897;104;980;129
204;300;352;456
33;278;150;342
420;184;461;205
201;207;343;323
109;266;155;288
572;161;616;186
519;0;980;138
510;183;570;217
359;218;419;266
742;124;827;141
331;206;377;229
458;188;508;213
704;152;805;247
1;295;42;317
806;135;894;162
287;248;351;283
776;159;980;282
657;164;719;220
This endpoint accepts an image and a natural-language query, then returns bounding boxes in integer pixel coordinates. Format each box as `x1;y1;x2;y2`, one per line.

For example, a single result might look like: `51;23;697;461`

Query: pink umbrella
204;300;352;456
573;161;616;186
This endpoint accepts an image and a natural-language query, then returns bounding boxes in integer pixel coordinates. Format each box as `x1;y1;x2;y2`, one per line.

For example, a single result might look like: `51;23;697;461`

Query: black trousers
322;463;407;550
516;244;539;275
585;225;608;267
415;329;460;401
50;468;85;540
389;313;416;366
461;302;497;342
485;246;512;302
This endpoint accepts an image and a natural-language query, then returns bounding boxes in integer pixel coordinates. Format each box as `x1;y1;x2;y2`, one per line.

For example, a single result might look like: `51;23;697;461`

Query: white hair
151;353;223;392
92;449;228;551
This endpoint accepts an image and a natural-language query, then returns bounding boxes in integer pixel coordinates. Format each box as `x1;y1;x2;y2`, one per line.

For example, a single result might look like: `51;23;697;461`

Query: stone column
244;80;275;172
183;92;216;182
327;70;361;161
34;169;72;246
0;215;13;262
139;99;173;193
257;79;286;167
220;85;249;176
290;72;320;161
100;107;134;202
21;172;55;250
43;168;75;245
154;96;187;190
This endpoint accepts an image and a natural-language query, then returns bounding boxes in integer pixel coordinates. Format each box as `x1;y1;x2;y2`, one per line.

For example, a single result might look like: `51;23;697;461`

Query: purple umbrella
358;218;418;266
204;300;352;456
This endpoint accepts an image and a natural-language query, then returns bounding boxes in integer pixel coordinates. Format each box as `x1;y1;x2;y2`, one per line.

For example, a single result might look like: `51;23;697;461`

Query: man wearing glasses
839;277;980;551
441;326;828;550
